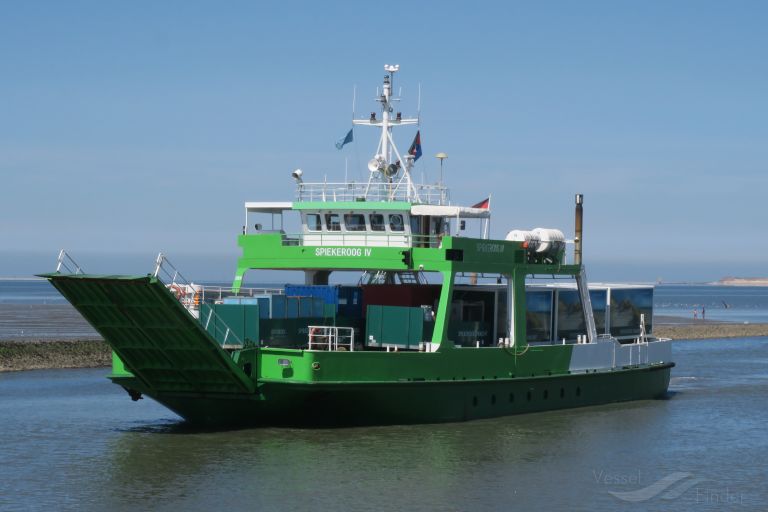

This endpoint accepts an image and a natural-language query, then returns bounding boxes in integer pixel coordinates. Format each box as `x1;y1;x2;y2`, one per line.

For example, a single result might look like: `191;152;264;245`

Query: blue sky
1;1;766;282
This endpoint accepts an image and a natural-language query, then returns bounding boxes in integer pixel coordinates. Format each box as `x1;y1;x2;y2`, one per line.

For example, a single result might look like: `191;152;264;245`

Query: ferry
43;65;673;426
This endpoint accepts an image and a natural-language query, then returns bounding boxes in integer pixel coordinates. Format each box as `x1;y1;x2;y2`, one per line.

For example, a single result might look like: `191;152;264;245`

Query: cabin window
306;214;322;232
389;214;404;232
410;216;421;235
344;213;366;231
370;214;385;231
325;213;341;231
610;288;653;337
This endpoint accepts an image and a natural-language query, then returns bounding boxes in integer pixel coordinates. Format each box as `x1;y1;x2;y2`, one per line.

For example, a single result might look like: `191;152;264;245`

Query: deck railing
55;249;85;275
295;182;450;205
307;326;356;351
197;285;284;303
153;253;251;349
280;232;443;248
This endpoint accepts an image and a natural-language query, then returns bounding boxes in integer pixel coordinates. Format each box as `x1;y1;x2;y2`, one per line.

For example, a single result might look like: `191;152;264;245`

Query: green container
259;317;326;348
199;304;260;345
365;305;433;349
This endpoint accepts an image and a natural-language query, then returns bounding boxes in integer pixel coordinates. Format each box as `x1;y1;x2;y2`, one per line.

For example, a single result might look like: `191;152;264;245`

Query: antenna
355;65;422;202
417;83;422;122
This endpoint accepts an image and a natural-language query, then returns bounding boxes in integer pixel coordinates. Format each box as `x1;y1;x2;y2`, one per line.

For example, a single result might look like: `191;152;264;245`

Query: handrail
153;252;246;349
202;304;246;349
153;252;192;287
198;285;284;303
279;232;444;248
307;325;355;351
55;249;85;275
296;181;450;205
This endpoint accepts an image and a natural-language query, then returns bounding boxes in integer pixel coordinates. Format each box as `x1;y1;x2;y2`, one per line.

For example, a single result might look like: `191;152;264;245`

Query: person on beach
702;306;706;320
693;308;698;320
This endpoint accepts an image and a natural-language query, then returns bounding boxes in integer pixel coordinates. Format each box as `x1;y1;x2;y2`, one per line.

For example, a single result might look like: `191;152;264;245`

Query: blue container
256;296;272;318
286;296;299;318
271;295;287;319
312;298;325;317
338;286;363;317
298;296;313;317
284;285;340;306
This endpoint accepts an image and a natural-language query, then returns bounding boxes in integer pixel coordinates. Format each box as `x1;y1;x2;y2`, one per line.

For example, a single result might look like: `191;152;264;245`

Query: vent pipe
574;194;584;265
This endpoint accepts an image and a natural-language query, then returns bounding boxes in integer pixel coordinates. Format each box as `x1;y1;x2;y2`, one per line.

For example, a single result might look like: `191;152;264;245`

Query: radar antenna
354;64;421;202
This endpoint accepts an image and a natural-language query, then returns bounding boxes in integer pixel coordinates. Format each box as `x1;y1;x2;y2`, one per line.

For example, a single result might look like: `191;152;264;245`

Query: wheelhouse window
306;214;322;232
389;214;405;232
370;214;385;231
343;213;366;231
325;213;341;231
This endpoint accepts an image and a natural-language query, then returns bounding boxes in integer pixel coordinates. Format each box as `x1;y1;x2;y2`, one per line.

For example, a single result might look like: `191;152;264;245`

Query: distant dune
719;277;768;286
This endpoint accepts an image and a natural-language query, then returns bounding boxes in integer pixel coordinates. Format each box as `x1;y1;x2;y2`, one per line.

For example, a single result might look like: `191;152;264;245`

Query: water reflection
2;339;768;511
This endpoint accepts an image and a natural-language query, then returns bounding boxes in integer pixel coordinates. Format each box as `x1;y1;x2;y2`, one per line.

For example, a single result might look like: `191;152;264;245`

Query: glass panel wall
609;288;653;337
590;289;607;335
525;290;553;342
556;290;585;341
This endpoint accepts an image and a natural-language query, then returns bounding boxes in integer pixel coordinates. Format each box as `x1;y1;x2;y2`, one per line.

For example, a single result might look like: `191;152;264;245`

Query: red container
361;284;441;316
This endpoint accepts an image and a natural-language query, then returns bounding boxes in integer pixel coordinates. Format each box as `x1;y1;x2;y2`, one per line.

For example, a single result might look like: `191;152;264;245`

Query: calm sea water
0;337;766;511
0;279;67;305
654;284;768;323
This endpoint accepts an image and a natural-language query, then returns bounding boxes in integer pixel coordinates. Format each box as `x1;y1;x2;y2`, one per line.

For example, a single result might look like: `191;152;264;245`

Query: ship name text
315;248;373;257
476;243;505;253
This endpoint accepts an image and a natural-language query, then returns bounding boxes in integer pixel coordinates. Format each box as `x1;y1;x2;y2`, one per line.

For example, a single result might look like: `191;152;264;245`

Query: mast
354;64;420;202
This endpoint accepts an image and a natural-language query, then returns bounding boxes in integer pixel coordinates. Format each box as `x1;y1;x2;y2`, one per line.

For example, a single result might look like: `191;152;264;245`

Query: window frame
370;213;385;232
389;213;405;232
343;213;367;232
325;213;341;232
305;213;322;232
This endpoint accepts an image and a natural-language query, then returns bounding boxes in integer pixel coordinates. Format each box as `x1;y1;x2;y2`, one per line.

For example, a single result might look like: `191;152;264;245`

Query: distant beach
653;314;768;340
718;277;768;286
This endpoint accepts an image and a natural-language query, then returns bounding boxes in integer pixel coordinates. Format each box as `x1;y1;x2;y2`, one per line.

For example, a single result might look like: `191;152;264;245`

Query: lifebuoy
169;284;185;300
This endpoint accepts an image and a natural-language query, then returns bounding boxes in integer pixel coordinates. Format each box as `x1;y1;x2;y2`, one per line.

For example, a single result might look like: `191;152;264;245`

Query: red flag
472;197;490;209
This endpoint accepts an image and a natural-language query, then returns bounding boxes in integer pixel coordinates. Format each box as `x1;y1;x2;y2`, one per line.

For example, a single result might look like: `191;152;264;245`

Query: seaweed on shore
0;340;111;372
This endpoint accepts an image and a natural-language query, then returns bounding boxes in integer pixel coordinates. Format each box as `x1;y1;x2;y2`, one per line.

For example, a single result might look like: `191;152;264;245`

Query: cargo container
361;284;441;316
285;285;364;317
365;305;434;349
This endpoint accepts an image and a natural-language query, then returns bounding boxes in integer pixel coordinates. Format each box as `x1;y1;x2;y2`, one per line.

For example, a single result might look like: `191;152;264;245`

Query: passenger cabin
244;199;491;249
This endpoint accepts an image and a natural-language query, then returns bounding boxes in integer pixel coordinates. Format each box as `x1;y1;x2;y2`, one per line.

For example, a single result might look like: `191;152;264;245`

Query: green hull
112;363;673;426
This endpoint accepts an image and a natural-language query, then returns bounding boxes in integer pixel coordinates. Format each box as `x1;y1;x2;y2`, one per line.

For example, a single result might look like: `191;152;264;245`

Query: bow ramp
42;274;255;395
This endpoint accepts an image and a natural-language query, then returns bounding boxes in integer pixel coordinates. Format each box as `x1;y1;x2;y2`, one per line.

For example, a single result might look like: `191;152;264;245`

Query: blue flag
408;130;422;161
335;128;353;150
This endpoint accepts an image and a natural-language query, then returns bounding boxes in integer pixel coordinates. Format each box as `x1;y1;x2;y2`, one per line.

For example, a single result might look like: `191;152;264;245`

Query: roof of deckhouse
245;201;490;219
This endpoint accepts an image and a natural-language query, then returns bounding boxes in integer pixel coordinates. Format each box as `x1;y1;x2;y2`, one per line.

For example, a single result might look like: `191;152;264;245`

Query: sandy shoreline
0;340;111;372
653;323;768;340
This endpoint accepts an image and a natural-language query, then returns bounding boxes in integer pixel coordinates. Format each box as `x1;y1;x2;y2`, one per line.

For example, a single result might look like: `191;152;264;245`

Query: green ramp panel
44;274;255;395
